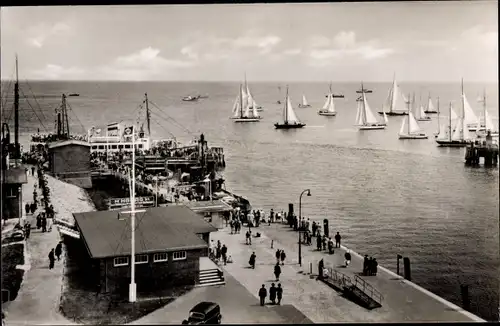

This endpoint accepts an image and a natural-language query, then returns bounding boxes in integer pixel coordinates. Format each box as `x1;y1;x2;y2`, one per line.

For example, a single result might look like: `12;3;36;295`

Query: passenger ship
87;123;152;153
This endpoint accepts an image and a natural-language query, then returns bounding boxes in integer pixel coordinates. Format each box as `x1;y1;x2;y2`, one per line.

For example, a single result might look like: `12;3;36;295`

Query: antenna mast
14;55;20;166
145;93;151;136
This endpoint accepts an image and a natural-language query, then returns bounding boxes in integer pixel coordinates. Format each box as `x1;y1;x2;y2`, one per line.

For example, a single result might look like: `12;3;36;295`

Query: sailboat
459;80;478;132
416;94;431;121
434;97;441;138
298;95;311;108
355;84;386;130
318;86;337;116
275;86;305;129
424;93;438;114
475;90;499;137
398;93;428;139
244;75;263;112
436;90;472;147
378;74;409;116
231;84;261;122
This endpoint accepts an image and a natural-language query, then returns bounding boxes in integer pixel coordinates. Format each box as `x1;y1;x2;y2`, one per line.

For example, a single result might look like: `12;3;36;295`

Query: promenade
210;221;485;323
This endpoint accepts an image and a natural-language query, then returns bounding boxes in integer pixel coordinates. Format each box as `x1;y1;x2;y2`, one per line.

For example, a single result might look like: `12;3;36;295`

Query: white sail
242;90;251;118
476;112;483;130
285;96;300;124
382;88;393;113
363;93;379;124
451;118;463;141
399;117;406;135
427;97;435;111
485;109;496;131
388;79;408;113
327;95;336;113
251;102;260;118
253;98;259;109
354;100;363;125
437;124;448;140
462;93;478;126
383;111;388;124
450;104;458;120
419;105;428;119
302;95;309;106
322;94;331;110
232;96;240;115
408;112;421;134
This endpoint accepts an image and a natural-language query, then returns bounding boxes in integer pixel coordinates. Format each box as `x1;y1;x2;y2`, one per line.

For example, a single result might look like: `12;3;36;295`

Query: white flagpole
129;125;137;303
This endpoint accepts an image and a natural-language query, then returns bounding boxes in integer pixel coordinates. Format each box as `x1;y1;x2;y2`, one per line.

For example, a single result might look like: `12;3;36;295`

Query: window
113;257;129;267
118;145;124;149
125;144;131;149
111;145;117;150
135;254;148;264
138;144;143;149
98;145;104;150
6;186;17;198
173;251;187;261
91;145;97;150
153;253;168;263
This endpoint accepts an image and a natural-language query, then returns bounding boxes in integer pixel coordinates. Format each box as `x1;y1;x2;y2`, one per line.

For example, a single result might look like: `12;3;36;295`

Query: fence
353;274;384;305
325;266;352;289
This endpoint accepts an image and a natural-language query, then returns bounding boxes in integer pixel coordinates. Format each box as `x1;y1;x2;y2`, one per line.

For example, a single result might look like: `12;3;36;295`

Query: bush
1;244;25;302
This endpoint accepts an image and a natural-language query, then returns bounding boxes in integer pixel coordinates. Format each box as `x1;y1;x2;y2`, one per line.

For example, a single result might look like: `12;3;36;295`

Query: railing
325;267;352;289
353;274;383;305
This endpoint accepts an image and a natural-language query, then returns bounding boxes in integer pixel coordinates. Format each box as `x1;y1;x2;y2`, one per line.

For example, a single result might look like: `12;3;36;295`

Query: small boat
398;98;428;139
68;93;80;97
436;94;471;147
355;83;387;130
244;74;263;112
424;94;438;114
318;85;337;116
231;84;261;123
275;86;305;129
182;95;199;102
298;95;311;108
378;74;409;116
473;90;499;137
415;94;431;121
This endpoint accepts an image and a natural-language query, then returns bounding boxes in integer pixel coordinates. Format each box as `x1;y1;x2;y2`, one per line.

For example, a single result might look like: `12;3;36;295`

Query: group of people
363;255;378;276
48;241;64;270
258;283;283;306
210;240;232;265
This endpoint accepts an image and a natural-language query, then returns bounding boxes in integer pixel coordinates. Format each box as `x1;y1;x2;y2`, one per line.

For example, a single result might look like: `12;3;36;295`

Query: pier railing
325;267;353;289
353;274;383;305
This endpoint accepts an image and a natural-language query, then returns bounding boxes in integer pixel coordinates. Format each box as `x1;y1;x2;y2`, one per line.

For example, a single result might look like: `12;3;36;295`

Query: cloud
461;25;497;50
26;22;72;48
283;48;302;56
308;31;394;65
32;64;84;80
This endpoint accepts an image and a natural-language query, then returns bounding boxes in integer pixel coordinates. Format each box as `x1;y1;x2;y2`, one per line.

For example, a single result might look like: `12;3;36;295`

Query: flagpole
129;125;137;303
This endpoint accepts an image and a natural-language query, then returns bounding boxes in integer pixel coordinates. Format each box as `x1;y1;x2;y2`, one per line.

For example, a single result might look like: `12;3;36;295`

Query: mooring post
403;257;411;281
460;284;470;311
397;254;402;276
309;262;313;275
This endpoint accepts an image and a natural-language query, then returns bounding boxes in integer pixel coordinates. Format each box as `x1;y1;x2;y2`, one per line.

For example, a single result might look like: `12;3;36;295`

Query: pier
465;136;499;167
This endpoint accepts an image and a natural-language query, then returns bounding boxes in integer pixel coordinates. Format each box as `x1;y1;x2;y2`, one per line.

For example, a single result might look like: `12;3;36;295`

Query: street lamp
298;189;311;266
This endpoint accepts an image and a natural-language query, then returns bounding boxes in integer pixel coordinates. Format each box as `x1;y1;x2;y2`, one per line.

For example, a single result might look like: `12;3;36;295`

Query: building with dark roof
48;140;92;188
1;167;28;220
70;205;219;294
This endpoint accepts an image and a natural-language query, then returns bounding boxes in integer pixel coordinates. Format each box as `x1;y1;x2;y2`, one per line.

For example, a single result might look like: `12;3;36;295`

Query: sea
2;80;499;321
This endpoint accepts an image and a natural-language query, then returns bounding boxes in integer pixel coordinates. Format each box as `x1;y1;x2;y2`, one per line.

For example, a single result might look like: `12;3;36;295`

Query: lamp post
298;189;311;267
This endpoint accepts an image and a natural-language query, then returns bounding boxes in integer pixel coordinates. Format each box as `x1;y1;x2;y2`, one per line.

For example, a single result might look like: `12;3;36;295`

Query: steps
343;285;382;310
196;268;226;287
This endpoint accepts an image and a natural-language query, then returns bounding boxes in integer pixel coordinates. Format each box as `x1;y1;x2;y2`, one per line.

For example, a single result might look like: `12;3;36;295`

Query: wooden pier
465;137;499;167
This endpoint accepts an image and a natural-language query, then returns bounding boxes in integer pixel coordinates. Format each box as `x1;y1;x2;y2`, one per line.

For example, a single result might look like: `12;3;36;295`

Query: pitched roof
1;168;28;184
73;206;217;259
181;200;233;213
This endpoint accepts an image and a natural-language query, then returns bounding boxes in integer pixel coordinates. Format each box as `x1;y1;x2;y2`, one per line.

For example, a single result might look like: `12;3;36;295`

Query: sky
0;2;498;82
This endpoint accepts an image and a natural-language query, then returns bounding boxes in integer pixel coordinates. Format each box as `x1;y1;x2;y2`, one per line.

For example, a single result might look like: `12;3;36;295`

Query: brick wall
100;248;205;294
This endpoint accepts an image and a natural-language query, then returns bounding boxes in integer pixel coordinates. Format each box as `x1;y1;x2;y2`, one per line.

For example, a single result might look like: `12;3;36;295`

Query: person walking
316;233;322;251
249;252;256;269
221;244;228;265
274;262;281;281
275;249;281;264
246;231;252;245
48;249;55;269
258;284;267;306
335;232;341;248
344;250;352;267
269;283;277;305
276;283;283;305
55;241;63;261
280;250;286;265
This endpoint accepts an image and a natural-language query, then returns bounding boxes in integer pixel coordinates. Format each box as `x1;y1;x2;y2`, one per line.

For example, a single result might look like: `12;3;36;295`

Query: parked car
182;302;221;324
10;230;25;241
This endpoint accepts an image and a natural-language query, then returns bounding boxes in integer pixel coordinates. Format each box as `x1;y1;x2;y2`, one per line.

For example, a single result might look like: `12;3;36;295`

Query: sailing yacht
424;94;438;114
355;85;387;130
244;75;263;112
398;94;428;139
378;74;409;116
231;84;261;122
436;97;471;147
459;80;479;132
298;95;311;108
474;90;499;137
318;85;337;116
415;94;431;121
275;86;305;129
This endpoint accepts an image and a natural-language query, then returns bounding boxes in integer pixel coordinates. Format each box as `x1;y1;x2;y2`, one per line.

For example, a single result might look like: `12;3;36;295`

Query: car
10;230;25;241
182;302;222;325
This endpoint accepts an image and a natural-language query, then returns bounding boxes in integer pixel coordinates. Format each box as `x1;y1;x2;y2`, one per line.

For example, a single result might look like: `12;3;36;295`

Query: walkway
4;167;76;325
210;221;484;322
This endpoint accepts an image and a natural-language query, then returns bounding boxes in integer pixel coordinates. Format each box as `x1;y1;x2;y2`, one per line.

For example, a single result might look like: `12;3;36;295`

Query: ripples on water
3;80;498;321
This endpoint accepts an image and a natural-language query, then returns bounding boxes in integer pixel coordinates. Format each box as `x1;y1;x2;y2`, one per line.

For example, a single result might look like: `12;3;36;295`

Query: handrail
353;275;383;304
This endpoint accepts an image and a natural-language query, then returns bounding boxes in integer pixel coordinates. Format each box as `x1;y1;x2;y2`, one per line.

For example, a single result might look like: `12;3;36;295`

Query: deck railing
353;274;383;305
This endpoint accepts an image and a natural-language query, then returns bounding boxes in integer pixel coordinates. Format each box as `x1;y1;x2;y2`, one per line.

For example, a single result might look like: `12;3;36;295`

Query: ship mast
14;55;20;166
145;93;151;136
239;84;243;119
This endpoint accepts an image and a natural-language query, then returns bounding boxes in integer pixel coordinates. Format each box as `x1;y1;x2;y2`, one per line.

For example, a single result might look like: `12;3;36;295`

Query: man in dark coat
258;284;267;306
373;258;378;276
25;203;30;215
249;252;256;269
55;241;63;261
363;255;369;275
280;250;286;265
344;250;352;267
274;262;281;281
275;249;281;263
221;244;228;265
41;217;47;233
318;259;324;280
48;249;55;269
276;283;283;305
335;232;341;248
24;223;31;239
316;234;322;251
269;283;277;305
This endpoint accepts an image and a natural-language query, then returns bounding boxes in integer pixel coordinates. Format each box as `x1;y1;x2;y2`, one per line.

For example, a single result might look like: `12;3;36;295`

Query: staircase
196;268;226;287
342;275;382;310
